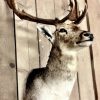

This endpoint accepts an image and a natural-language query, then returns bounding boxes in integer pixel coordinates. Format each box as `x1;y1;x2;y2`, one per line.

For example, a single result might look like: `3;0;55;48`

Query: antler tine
58;0;79;23
68;0;79;20
6;0;12;9
74;2;88;24
59;0;88;24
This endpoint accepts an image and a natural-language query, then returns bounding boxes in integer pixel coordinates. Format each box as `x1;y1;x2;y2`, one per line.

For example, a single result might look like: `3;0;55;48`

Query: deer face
55;23;93;51
38;22;93;52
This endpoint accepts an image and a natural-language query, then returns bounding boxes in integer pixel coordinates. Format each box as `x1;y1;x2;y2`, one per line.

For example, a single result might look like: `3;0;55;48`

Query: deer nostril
80;31;94;41
83;33;94;41
89;34;94;40
83;33;90;37
83;33;94;39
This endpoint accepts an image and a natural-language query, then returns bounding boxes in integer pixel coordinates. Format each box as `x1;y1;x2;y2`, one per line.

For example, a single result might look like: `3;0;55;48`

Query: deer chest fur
6;1;94;100
25;52;77;100
28;73;76;100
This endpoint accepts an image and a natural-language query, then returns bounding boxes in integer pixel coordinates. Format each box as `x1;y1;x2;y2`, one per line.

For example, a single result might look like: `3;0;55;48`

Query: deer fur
23;22;93;100
5;0;94;100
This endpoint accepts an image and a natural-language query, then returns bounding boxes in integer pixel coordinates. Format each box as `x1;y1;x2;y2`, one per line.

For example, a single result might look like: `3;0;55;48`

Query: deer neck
46;44;77;80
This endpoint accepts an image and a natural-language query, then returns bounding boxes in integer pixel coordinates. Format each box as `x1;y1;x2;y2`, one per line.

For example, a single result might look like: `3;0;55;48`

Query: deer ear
37;25;55;43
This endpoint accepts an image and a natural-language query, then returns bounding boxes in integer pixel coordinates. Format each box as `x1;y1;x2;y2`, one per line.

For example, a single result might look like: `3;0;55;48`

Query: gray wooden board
77;0;95;100
0;0;17;100
87;0;100;99
15;0;39;100
70;80;80;100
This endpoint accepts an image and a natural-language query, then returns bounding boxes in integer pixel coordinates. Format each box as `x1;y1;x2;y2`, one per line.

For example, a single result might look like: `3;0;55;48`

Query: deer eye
59;28;68;34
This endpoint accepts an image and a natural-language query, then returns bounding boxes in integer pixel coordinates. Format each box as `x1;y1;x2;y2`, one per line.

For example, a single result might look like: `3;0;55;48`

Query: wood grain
15;0;39;99
70;79;80;100
87;0;100;99
0;0;17;100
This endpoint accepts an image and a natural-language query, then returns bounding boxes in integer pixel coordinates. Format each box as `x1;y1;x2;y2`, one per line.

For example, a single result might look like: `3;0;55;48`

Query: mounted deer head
6;0;93;52
5;1;94;100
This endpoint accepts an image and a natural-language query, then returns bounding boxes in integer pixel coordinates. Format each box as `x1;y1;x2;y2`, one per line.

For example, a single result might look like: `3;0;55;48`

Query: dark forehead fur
71;25;80;31
57;23;80;32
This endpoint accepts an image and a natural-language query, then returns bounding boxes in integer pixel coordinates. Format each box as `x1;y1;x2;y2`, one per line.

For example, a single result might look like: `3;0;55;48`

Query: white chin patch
78;41;93;47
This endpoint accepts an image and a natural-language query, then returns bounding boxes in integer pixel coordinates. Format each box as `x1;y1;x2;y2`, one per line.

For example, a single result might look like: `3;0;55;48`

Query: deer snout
83;32;94;41
80;31;94;41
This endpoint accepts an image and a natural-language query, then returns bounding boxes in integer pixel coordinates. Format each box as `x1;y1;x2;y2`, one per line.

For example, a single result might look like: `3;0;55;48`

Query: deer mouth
76;34;94;44
76;39;93;44
76;38;93;47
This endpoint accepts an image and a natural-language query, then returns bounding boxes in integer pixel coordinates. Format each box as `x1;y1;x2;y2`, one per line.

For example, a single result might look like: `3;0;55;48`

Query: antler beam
6;0;57;25
5;0;87;25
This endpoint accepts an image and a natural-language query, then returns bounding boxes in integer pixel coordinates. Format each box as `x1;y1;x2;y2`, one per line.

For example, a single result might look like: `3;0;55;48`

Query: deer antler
66;0;88;24
5;0;87;25
74;2;87;24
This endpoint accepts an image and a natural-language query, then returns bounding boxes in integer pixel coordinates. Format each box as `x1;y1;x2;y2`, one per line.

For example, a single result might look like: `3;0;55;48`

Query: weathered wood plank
54;0;80;100
87;0;100;99
70;80;80;100
15;0;39;100
36;0;55;67
54;0;69;19
0;1;17;100
77;0;95;100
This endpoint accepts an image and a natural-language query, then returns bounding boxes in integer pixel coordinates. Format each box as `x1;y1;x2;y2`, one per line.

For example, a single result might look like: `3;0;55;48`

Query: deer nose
83;32;94;40
80;32;94;41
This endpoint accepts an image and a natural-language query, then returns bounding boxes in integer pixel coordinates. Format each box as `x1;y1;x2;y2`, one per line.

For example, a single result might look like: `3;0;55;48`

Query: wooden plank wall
77;1;95;100
0;0;17;100
0;0;99;100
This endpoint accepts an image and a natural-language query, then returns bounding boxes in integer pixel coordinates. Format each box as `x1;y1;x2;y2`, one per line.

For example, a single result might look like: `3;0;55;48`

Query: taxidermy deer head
5;0;94;100
6;0;93;51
